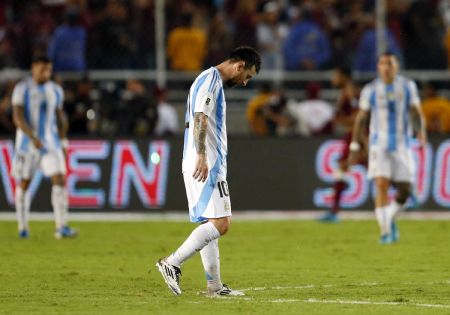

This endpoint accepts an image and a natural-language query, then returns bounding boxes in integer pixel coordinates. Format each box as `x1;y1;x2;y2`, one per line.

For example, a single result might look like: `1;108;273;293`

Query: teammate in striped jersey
11;55;77;239
349;52;427;244
157;47;260;296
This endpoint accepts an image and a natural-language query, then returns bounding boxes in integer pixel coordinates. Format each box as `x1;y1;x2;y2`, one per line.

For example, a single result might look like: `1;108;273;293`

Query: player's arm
56;108;68;140
408;81;427;147
348;109;369;165
12;104;43;149
54;86;69;152
410;105;427;147
193;112;208;182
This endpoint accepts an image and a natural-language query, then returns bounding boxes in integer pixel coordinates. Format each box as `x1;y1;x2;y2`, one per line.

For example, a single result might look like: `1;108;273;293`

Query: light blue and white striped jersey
182;67;227;177
12;78;64;153
359;75;420;151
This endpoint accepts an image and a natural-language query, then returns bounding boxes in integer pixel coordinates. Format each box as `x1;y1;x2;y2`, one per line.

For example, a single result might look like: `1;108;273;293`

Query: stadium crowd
1;0;449;71
0;0;449;137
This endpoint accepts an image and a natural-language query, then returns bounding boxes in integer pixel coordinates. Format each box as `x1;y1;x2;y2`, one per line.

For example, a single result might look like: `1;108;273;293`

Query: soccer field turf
0;219;449;315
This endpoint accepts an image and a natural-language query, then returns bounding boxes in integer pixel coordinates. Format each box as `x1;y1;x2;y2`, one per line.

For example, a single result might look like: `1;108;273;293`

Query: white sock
387;201;403;221
51;185;68;230
375;206;390;235
200;238;222;291
166;222;220;267
15;187;30;231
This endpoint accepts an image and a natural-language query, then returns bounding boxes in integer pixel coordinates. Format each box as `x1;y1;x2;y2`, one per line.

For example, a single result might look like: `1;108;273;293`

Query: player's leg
12;151;38;238
42;150;76;238
15;179;32;238
156;173;225;295
385;149;415;242
368;149;395;243
166;217;226;268
386;181;411;241
156;218;223;295
374;176;393;243
199;217;243;296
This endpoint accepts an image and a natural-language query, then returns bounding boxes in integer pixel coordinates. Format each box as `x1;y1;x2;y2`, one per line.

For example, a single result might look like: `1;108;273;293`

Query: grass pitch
0;219;449;315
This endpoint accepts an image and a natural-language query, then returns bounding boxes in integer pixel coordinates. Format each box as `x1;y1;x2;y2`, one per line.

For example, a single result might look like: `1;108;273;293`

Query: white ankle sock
51;185;68;229
166;222;220;267
15;187;30;231
200;238;222;291
387;201;402;221
375;206;390;235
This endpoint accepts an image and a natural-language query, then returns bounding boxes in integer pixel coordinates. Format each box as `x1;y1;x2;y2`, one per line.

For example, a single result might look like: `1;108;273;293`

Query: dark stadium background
0;0;449;212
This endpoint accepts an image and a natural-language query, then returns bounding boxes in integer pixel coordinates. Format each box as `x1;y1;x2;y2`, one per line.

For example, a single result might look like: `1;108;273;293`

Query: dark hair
335;65;352;78
377;51;399;61
32;54;51;64
229;46;261;73
180;13;193;27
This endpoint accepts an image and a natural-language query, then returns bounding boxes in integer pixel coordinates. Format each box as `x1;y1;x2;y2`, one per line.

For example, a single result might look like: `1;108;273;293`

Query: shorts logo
205;98;211;106
224;200;231;212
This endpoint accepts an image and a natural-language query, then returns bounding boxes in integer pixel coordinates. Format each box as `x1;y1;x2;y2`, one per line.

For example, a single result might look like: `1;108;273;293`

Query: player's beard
225;78;238;88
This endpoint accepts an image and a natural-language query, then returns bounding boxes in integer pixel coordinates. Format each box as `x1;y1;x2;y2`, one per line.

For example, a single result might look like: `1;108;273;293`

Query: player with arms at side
349;52;426;244
156;47;260;296
11;55;77;239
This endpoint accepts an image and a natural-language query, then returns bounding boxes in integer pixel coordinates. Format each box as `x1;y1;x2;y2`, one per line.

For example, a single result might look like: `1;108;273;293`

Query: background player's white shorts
12;149;66;179
367;148;415;182
183;172;232;223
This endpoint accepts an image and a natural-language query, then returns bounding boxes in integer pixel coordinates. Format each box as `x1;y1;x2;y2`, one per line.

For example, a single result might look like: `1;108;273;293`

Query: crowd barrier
0;136;449;211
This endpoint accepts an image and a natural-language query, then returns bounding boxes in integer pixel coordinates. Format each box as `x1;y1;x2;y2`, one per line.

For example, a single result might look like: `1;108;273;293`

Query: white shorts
367;148;415;183
183;172;232;223
11;149;66;180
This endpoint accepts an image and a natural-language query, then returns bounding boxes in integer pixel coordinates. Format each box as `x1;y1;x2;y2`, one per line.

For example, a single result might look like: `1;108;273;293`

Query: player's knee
210;217;231;235
396;184;411;204
51;174;65;186
19;180;31;191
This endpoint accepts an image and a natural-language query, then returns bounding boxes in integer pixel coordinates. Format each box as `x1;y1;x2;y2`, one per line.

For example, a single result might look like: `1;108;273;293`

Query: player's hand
417;130;427;148
31;136;43;149
193;153;208;182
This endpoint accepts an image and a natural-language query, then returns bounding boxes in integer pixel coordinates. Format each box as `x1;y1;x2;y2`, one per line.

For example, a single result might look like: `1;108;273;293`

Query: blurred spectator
96;0;135;69
154;87;179;136
207;12;233;67
283;6;331;70
131;0;155;69
48;7;86;72
65;77;94;135
230;0;257;49
256;1;288;70
117;79;158;136
246;83;276;136
0;82;14;134
167;13;206;71
402;0;447;69
353;16;402;72
421;82;450;134
263;92;296;136
287;82;334;136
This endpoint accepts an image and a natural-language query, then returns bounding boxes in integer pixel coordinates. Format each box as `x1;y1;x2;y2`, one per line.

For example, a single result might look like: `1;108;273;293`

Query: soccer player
348;52;426;244
156;47;260;296
319;66;363;222
11;55;77;239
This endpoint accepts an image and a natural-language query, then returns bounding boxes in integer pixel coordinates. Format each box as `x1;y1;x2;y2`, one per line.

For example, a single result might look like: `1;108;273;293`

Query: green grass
0;219;449;315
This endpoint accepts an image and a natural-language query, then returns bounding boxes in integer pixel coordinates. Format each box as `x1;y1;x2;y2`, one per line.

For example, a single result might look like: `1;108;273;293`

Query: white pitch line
240;282;381;292
301;298;450;309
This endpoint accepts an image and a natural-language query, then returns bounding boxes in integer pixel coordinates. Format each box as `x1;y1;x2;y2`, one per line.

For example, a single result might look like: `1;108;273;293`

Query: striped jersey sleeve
406;79;420;108
11;81;26;106
193;69;220;117
359;83;374;111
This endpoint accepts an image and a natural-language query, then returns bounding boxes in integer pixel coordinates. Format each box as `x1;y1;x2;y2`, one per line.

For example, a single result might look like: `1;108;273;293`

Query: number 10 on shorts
217;181;229;198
